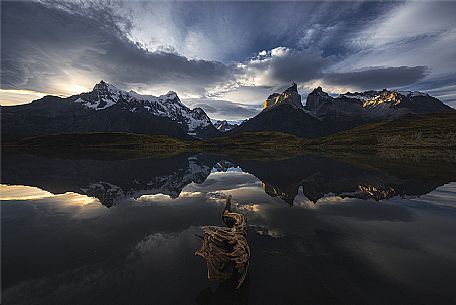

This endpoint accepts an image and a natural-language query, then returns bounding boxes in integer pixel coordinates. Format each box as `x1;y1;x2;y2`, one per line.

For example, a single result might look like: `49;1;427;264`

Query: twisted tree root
195;196;250;289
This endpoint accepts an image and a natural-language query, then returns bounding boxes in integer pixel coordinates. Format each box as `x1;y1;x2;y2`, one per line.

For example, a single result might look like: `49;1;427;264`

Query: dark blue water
2;153;456;305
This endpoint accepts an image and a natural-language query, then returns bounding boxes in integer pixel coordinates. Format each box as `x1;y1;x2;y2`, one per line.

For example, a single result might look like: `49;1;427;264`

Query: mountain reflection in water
2;152;456;305
2;152;455;207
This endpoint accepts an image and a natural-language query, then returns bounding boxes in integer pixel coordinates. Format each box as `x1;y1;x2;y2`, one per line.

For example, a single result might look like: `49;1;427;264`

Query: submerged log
195;196;250;289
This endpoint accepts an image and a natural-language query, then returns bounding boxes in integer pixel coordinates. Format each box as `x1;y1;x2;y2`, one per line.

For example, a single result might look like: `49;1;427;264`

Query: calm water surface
2;153;456;305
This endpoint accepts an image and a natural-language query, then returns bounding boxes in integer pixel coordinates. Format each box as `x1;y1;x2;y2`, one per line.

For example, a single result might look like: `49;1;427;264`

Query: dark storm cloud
1;2;240;94
271;52;326;83
89;41;239;92
184;98;261;120
2;0;455;114
0;0;394;94
139;1;393;62
247;49;428;92
247;48;330;84
323;66;429;90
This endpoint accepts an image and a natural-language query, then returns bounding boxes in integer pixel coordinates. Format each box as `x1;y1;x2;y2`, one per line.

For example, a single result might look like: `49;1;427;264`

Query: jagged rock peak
96;79;106;86
284;82;298;93
310;86;330;97
71;81;213;135
166;90;178;98
93;80;109;90
91;80;122;97
214;120;238;132
305;86;333;114
263;82;303;110
305;86;452;119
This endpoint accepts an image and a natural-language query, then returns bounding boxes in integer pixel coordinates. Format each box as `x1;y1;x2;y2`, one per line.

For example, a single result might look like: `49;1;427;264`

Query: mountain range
213;120;239;132
2;81;218;139
2;152;218;207
229;82;454;138
3;152;454;207
2;81;454;140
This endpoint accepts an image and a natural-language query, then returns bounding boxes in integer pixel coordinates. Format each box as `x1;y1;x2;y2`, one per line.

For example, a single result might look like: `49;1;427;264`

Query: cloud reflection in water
2;153;456;305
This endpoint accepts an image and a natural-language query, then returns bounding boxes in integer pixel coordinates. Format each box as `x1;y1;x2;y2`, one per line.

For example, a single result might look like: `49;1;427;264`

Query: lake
2;152;456;305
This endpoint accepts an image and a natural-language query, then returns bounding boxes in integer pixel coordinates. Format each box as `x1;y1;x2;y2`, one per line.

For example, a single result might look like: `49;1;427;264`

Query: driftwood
195;196;250;289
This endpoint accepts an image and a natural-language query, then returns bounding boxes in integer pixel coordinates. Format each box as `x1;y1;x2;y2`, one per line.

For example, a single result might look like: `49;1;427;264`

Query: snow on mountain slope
213;120;238;132
79;155;212;207
340;89;433;109
73;81;212;134
306;87;453;120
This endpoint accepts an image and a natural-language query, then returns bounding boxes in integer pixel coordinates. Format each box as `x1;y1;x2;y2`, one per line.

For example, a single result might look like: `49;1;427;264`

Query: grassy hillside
200;132;307;159
3;132;192;158
3;112;455;160
307;112;456;149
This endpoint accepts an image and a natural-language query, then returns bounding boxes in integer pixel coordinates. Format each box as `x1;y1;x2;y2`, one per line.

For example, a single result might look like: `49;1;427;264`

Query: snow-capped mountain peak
73;80;122;110
398;90;429;98
306;86;452;119
72;81;214;135
362;90;403;108
165;91;178;98
213;120;239;132
340;89;430;109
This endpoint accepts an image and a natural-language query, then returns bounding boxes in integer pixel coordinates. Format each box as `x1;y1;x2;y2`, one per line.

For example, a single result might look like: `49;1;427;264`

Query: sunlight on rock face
263;83;302;110
196;197;250;289
363;90;403;108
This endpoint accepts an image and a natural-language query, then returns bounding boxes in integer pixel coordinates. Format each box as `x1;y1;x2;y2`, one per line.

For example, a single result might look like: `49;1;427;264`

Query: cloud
335;1;456;85
325;1;456;105
184;98;261;120
2;1;455;115
243;47;330;88
1;2;240;97
322;66;429;90
121;1;393;62
411;76;456;109
242;48;428;93
351;1;456;49
0;89;48;106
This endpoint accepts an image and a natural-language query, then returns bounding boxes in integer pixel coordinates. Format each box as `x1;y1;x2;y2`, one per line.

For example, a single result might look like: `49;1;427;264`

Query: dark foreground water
2;152;456;305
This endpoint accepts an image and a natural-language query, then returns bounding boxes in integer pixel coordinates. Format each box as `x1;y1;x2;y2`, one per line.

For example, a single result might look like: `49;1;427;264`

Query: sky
1;0;456;120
